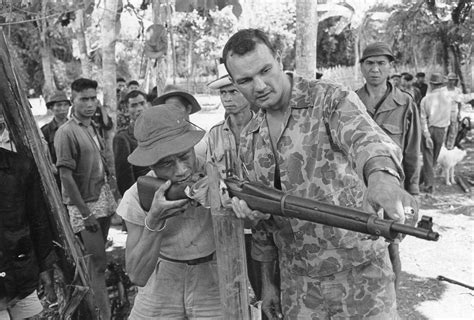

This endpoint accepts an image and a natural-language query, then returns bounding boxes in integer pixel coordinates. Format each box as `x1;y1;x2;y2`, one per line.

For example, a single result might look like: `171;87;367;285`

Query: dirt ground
397;132;474;319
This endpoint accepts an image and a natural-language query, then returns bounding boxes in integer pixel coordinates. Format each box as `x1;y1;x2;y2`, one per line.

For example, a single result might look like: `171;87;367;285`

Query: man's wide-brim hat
447;72;458;80
207;64;232;90
46;91;71;108
152;85;201;114
360;42;395;63
128;104;205;167
429;73;444;85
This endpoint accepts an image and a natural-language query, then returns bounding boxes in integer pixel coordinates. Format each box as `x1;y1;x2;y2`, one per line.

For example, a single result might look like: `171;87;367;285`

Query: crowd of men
1;28;471;319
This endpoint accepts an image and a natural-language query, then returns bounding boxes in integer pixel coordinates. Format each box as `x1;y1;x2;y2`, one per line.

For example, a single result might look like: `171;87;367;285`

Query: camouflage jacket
356;82;421;195
241;74;403;277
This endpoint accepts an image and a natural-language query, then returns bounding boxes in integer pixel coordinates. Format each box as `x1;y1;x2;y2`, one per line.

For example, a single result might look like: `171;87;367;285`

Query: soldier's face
219;84;250;115
226;43;287;111
51;101;70;120
361;55;392;87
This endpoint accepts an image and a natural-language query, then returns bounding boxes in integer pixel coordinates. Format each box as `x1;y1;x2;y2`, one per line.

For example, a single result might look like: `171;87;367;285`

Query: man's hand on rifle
147;180;189;229
363;171;419;224
231;197;271;223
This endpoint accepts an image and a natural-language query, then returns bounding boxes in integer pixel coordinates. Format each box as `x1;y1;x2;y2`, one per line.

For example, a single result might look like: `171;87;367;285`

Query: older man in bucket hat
420;73;454;193
116;105;222;319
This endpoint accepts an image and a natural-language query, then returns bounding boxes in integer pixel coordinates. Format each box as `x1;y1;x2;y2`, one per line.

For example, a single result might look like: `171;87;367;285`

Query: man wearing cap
55;78;116;319
41;91;71;187
390;74;401;88
414;72;428;98
444;72;463;149
152;84;202;118
113;90;150;196
419;73;453;193
152;84;207;162
206;63;263;298
224;29;418;319
116;105;221;319
356;42;421;292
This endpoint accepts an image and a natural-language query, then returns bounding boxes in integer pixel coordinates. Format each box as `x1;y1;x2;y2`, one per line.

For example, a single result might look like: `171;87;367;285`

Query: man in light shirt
419;73;455;193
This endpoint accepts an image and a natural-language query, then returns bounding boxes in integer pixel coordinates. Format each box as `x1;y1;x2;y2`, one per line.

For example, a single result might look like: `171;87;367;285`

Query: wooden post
206;163;250;319
0;29;99;319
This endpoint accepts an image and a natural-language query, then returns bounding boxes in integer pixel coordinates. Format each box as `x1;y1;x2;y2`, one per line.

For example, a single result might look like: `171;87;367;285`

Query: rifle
136;176;440;242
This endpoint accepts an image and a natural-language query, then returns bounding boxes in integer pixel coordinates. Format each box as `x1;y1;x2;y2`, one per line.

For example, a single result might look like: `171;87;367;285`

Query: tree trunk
39;0;55;98
72;8;92;77
101;0;121;177
439;25;450;75
187;31;194;90
354;30;360;81
153;0;168;95
167;0;177;84
450;44;466;93
295;0;318;79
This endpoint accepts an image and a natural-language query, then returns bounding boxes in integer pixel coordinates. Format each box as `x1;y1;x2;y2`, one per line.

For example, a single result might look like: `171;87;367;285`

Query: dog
437;146;467;185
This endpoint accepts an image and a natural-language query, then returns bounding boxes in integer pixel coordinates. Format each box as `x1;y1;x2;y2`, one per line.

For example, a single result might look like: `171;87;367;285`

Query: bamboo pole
206;163;250;319
0;29;99;319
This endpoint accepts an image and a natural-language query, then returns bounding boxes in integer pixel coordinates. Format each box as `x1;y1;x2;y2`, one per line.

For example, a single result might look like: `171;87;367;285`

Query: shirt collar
72;114;96;128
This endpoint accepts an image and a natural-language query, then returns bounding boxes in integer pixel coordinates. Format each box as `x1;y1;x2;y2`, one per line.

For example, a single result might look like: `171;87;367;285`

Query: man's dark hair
402;73;414;81
117;77;126;83
127;80;139;87
222;29;276;70
124;90;147;104
71;78;98;93
416;72;425;78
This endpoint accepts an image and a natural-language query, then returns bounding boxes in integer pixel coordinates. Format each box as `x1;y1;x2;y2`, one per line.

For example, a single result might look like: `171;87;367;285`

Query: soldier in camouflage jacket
224;29;418;319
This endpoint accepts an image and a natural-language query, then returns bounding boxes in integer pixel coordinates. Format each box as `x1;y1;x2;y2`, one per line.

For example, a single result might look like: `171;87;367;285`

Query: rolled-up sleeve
54;126;77;170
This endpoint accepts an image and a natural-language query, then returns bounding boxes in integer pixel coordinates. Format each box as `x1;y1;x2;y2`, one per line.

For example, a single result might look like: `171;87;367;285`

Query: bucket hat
128;104;205;167
152;85;201;114
207;64;232;90
46;91;71;109
429;73;444;85
360;42;395;63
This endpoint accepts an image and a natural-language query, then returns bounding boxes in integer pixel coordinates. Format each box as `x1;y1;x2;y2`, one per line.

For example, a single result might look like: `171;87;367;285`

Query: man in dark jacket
356;42;421;292
41;91;71;188
113;90;149;196
0;147;57;319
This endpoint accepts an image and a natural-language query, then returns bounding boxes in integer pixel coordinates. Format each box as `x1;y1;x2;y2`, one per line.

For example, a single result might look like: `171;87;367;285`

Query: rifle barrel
226;179;440;241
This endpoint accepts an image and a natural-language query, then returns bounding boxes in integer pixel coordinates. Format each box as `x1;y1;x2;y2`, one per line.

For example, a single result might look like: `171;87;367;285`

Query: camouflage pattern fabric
280;251;397;319
240;74;403;316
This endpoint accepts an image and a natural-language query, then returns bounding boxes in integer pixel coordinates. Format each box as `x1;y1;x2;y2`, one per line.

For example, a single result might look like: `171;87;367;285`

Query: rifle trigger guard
280;194;289;217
